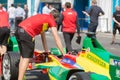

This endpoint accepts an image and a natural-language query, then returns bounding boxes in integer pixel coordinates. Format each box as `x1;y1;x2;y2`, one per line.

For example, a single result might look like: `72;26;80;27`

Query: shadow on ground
26;69;49;80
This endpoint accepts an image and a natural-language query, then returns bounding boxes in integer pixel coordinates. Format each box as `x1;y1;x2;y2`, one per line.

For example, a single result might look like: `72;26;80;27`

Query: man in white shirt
8;4;16;32
42;3;51;14
49;4;56;12
15;3;25;28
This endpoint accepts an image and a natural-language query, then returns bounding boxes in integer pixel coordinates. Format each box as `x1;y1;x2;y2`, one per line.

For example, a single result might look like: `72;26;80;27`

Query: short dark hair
50;9;59;19
11;4;14;7
65;2;71;8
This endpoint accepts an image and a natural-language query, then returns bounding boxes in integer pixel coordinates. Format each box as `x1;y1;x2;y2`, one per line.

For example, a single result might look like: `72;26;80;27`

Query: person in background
58;2;80;53
82;0;104;38
49;4;56;12
8;4;16;32
15;9;65;80
0;3;6;11
42;3;51;14
57;4;65;31
111;6;120;44
15;3;25;28
24;4;29;19
0;4;10;56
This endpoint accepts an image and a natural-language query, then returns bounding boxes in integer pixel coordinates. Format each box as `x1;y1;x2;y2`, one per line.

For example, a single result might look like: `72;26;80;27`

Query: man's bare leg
111;35;115;44
18;56;30;80
1;45;7;55
0;46;2;56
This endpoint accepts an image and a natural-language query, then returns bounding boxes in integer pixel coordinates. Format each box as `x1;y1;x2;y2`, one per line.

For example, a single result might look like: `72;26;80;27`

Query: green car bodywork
8;36;19;52
82;33;120;80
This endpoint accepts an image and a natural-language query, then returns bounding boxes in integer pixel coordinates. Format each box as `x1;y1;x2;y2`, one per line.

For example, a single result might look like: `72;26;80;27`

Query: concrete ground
35;31;120;56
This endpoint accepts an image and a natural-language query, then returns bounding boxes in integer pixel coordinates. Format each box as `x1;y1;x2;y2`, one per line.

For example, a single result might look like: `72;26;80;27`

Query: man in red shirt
15;10;65;80
0;4;10;56
58;2;80;53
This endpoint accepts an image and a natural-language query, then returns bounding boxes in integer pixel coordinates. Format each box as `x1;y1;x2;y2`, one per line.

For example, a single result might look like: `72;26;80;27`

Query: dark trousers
88;22;98;32
0;27;10;46
63;32;74;52
15;17;23;29
88;22;98;38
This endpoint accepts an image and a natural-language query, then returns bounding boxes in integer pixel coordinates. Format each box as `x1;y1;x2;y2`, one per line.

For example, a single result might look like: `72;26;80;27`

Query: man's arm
99;8;104;16
51;27;65;55
41;32;49;52
113;17;120;26
82;11;90;17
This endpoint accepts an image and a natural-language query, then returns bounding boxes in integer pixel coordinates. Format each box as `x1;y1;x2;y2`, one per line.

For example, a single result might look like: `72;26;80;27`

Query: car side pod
7;36;19;52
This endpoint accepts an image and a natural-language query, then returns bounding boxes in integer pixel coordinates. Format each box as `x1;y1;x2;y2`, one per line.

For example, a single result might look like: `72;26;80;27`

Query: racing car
34;50;109;80
35;32;120;80
1;32;120;80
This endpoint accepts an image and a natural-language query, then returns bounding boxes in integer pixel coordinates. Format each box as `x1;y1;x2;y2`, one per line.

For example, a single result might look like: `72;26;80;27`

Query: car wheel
2;52;20;80
68;72;91;80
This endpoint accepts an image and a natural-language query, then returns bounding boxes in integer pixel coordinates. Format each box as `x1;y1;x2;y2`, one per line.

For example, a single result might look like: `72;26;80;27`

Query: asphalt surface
25;31;120;80
35;31;120;56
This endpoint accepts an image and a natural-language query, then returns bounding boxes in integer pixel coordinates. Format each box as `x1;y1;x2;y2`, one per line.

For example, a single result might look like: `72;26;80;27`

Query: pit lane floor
35;31;120;56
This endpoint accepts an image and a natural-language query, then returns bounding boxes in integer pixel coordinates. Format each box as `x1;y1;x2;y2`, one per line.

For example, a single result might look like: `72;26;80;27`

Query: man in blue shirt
82;0;104;37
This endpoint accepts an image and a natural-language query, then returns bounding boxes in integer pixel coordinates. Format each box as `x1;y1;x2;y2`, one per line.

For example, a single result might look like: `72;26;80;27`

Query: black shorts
15;27;35;58
0;27;10;46
113;25;120;35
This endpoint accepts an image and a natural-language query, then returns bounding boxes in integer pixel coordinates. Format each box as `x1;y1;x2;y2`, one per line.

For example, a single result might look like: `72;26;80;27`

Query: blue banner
73;0;90;30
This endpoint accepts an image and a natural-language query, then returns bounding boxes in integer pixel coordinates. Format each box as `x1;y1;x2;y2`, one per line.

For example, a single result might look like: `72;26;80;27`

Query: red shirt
62;9;77;33
0;9;10;27
19;14;56;37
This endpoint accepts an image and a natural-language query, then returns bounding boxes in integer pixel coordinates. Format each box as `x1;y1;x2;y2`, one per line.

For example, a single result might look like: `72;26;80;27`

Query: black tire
2;52;20;80
68;72;91;80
